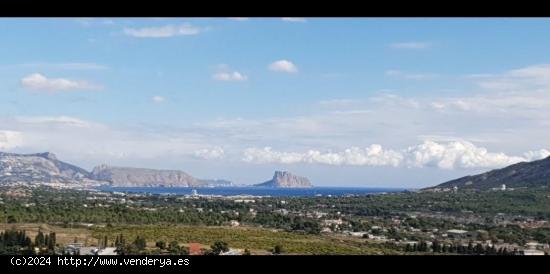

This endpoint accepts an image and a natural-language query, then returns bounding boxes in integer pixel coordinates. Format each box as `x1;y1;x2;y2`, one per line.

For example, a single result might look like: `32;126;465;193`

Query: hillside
431;156;550;190
0;152;92;185
90;164;205;187
0;151;209;187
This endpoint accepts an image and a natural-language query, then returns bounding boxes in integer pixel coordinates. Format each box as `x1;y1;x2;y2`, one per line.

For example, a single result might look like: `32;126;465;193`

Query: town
1;184;549;255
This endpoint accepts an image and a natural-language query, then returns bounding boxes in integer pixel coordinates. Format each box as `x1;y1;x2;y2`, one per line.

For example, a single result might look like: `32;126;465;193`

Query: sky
1;17;550;187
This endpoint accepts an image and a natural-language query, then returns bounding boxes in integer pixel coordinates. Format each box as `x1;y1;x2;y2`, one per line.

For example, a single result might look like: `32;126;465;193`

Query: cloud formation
20;73;102;92
18;63;108;70
0;116;217;167
123;24;202;38
473;64;550;92
242;141;550;169
269;60;298;73
213;71;247;81
193;147;225;160
243;145;403;166
0;130;23;150
15;116;93;128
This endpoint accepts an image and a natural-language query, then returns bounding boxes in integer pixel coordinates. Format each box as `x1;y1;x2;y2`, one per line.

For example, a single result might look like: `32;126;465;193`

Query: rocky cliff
0;152;91;184
254;171;313;188
90;164;205;187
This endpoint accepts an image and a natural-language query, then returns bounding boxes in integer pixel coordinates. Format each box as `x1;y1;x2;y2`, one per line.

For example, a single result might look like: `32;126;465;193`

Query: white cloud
0;130;23;150
390;42;431;50
524;149;550;161
193;147;225;160
227;17;249;21
213;71;247;81
281;18;307;23
152;96;165;103
15;116;94;128
20;73;102;92
368;94;420;109
1;116;217;165
18;63;108;70
123;24;202;38
268;60;298;73
243;145;403;166
403;141;525;169
212;64;247;81
242;140;548;170
474;64;550;91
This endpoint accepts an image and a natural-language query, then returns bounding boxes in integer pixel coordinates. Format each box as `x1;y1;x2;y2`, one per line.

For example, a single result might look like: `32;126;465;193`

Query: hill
0;152;92;185
90;164;205;187
431;156;550;190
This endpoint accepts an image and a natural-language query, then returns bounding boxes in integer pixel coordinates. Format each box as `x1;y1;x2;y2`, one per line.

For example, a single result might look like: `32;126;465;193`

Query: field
92;225;394;255
0;223;394;255
0;223;94;246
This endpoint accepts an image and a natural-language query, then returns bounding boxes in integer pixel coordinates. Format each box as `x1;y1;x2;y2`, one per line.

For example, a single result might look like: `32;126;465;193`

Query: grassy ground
92;225;396;255
0;223;94;246
1;223;397;254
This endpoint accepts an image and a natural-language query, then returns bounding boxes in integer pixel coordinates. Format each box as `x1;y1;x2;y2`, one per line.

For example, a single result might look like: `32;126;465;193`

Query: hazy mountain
431;156;550;190
90;164;205;187
254;171;313;188
0;152;91;185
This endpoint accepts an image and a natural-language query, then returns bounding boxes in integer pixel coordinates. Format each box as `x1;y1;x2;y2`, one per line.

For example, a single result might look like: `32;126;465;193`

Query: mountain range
0;151;312;188
9;150;550;190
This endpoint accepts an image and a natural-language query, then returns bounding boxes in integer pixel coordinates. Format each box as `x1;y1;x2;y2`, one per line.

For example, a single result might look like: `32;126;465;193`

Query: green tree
210;241;229;255
156;240;166;250
273;245;284;254
168;241;179;253
133;236;146;251
7;215;17;223
35;230;45;248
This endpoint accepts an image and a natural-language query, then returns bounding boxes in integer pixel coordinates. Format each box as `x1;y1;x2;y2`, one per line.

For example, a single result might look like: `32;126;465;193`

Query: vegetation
91;225;390;255
2;185;550;255
0;228;56;255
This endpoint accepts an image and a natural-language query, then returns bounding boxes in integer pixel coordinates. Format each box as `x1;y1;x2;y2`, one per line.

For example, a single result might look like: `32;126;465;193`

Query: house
189;243;202;255
446;229;478;238
347;231;368;237
522;249;546;256
366;234;387;241
525;242;550;250
220;248;242;255
64;245;118;255
64;243;83;255
274;209;289;215
97;247;118;255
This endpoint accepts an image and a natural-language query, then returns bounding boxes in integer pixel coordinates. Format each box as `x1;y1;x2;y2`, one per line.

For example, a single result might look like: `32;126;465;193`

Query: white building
522;249;545;256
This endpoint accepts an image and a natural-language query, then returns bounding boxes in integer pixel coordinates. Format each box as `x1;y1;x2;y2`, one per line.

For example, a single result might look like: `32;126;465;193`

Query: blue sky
2;18;550;187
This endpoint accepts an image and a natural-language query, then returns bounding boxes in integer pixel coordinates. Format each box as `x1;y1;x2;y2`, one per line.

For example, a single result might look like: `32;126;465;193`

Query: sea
97;186;407;197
